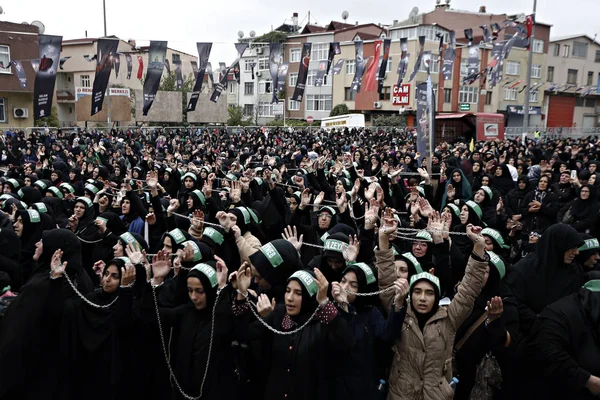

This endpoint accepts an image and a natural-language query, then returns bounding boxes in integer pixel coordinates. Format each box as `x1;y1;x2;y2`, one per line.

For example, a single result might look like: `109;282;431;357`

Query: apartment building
545;35;600;128
0;21;39;128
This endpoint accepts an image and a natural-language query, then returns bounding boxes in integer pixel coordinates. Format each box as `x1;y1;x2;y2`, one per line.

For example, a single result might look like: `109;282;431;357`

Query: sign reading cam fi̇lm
392;84;411;106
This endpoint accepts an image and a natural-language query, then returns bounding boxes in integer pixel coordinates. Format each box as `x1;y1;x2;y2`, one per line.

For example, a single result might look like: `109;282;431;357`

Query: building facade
0;21;39;129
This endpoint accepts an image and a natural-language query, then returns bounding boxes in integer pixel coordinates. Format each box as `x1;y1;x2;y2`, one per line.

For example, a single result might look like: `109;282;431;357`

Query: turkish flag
526;14;535;38
137;56;144;79
363;40;382;92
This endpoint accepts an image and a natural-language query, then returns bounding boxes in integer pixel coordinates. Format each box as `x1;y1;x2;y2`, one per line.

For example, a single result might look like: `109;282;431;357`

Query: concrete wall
0;92;35;128
76;95;132;122
186;93;227;124
135;90;182;122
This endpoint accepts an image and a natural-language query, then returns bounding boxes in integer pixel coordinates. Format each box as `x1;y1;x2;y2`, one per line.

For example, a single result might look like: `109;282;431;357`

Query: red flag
137;56;144;79
526;14;535;38
509;80;523;89
363;40;382;92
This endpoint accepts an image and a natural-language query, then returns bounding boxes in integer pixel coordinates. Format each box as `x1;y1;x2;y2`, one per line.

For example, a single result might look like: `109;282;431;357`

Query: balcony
57;89;75;102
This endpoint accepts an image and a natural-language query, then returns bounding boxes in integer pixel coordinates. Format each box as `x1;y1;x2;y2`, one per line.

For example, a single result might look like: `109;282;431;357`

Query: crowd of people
0;125;599;400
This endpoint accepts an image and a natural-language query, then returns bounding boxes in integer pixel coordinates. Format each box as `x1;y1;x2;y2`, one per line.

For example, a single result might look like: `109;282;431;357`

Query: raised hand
191;210;204;232
345;234;360;263
364;198;380;230
125;243;145;265
331;281;348;305
236;262;252;297
257;294;275;318
418;197;434;218
446;184;456;199
314;191;325;206
365;183;377;201
50;249;67;278
151;250;172;284
313;268;330;305
282;225;303;252
146;212;157;226
167;199;180;214
336;192;348;213
230;181;242;204
93;260;106;277
299;188;311;210
146;171;158;189
120;263;136;287
214;255;228;290
486;296;503;322
393;278;409;307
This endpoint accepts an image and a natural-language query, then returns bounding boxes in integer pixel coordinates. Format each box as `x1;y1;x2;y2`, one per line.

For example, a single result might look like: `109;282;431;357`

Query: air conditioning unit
256;47;264;55
255;71;262;77
13;108;29;118
373;101;382;109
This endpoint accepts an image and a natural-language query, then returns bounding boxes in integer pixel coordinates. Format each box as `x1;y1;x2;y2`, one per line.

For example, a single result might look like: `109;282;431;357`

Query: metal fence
505;126;600;140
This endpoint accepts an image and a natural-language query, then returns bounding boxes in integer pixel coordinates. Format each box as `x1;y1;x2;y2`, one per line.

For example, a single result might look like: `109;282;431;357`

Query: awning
435;113;470;119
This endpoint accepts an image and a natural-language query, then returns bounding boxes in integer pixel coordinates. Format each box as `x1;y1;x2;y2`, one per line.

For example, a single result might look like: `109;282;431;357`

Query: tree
372;113;407;127
254;31;288;44
34;105;60;127
330;104;349;117
227;105;247;126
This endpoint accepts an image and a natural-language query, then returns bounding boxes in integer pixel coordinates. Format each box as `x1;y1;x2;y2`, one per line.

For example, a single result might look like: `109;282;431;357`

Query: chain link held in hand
63;272;119;309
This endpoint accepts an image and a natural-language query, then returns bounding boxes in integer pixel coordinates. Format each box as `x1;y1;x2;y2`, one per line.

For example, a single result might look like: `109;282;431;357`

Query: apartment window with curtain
532;39;544;53
80;75;91;87
553;44;560;56
504;87;518;101
506;61;520;75
567;69;578;84
459;86;478;103
345;60;356;74
572;41;588;58
587;71;594;86
305;94;332;111
0;45;10;74
443;88;452;104
485;91;493;105
0;98;7;122
243;104;254;116
531;64;542;79
288;99;300;111
529;91;539;103
289;48;301;63
311;43;328;61
244;82;254;95
344;87;356;101
289;73;298;87
547;66;554;82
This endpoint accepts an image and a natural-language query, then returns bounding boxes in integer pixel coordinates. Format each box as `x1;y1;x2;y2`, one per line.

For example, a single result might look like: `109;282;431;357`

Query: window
289;73;298;87
574;97;594;107
547;66;554;82
288;98;300;111
243;104;254;116
504;87;518;100
420;54;440;73
459;86;479;104
344;87;356;101
311;43;328;61
345;60;356;75
485;91;493;105
531;64;542;79
289;48;301;63
379;87;391;101
596;50;600;63
572;41;588;58
80;75;91;87
258;102;273;117
0;46;10;74
563;45;571;57
229;82;236;94
567;69;578;84
506;61;520;75
305;94;332;111
244;82;254;95
258;80;272;94
307;71;316;86
553;44;560;57
530;91;539;103
443;88;452;104
0;98;6;122
532;39;544;54
460;59;469;77
258;57;269;71
244;60;254;72
587;71;594;86
386;57;393;73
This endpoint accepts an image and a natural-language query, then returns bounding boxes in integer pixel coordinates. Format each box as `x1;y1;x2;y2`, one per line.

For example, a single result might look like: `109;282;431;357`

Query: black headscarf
569;184;600;221
0;228;22;290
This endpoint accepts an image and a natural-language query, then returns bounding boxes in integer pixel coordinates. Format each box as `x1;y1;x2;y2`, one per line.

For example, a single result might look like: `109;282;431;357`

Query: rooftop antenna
342;11;349;23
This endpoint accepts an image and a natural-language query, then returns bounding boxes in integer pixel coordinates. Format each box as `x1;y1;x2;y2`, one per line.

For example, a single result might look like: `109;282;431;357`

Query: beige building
545;35;600;128
56;37;197;126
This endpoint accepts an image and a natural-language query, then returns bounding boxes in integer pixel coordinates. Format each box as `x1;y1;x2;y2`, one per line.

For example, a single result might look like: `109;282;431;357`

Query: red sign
307;116;314;124
392;84;411;106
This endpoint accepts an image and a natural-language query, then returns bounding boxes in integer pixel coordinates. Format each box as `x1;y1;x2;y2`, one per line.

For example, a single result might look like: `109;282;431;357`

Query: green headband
17;188;24;199
85;183;99;194
320;206;337;216
114;256;131;265
120;232;140;248
579;238;600;251
324;239;348;254
60;183;75;194
48;187;64;199
77;197;93;208
348;262;376;285
7;178;18;188
482;228;510;249
168;228;187;244
486;251;506;279
480;185;493;200
415;230;433;243
191;263;218;288
202;227;224;245
409;272;440;294
34;202;48;213
183;240;203;262
191;189;206;206
447;203;460;216
401;252;423;274
259;242;284;268
466;200;483;220
182;172;197;182
289;270;318;297
34;180;48;190
583;280;600;292
27;210;41;223
237;207;251;224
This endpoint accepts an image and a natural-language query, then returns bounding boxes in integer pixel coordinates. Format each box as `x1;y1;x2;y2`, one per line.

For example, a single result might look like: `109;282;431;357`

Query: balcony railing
56;89;75;102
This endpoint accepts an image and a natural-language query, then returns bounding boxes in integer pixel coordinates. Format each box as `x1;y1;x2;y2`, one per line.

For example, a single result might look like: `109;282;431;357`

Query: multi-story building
0;21;39;128
545;35;600;129
57;37;197;126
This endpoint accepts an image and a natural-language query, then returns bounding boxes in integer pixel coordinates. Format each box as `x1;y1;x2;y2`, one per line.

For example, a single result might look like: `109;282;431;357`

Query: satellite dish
249;30;256;38
22;22;29;25
341;11;349;21
238;31;244;39
409;7;419;19
436;0;441;4
31;20;45;34
0;6;4;14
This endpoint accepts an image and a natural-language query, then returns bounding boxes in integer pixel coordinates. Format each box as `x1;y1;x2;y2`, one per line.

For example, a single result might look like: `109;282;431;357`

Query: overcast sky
5;0;600;65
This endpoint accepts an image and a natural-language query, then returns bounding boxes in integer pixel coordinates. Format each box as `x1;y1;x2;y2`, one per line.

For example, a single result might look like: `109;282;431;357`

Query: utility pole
103;0;112;131
523;0;537;133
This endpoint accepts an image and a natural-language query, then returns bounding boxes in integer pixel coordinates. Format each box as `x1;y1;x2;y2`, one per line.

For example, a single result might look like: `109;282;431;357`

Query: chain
240;291;321;335
342;285;396;297
77;236;106;244
151;283;221;400
63;273;119;309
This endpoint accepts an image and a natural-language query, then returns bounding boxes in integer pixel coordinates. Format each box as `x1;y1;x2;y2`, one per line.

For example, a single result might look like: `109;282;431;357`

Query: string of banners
12;15;593;122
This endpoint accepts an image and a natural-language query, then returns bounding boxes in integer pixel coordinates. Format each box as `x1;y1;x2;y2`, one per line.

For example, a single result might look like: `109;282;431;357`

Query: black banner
408;36;425;82
187;42;212;112
467;42;480;77
91;38;119;116
84;54;97;62
276;62;289;93
326;42;340;74
33;34;62;119
442;31;456;81
292;43;311;101
13;61;27;88
30;59;39;72
233;62;241;84
113;54;121;78
210;43;248;103
480;25;492;43
125;54;132;79
377;38;391;94
315;60;327;87
422;51;432;75
59;57;70;70
397;38;409;86
174;59;183;89
269;43;283;103
436;33;444;56
488;40;505;88
332;58;345;75
142;40;168;116
464;28;474;45
416;80;435;164
218;62;227;89
351;41;365;92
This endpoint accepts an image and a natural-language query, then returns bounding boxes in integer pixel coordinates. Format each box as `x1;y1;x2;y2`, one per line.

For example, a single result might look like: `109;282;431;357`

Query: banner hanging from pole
91;38;119;116
442;31;456;81
351;41;365;92
408;36;425;82
12;61;28;88
377;38;391;94
210;43;247;103
33;34;62;119
269;43;283;102
332;58;345;75
292;43;311;101
142;40;168;116
125;54;132;79
397;38;410;86
187;42;212;111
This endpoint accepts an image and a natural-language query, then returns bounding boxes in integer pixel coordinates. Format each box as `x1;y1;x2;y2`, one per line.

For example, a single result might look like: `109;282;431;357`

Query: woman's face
538;176;549;191
24;166;32;174
460;205;469;225
93;168;99;178
121;199;130;215
412;241;428;258
340;271;358;304
517;165;524;175
472;163;481;173
354;152;361;161
13;216;23;237
69;171;76;181
289;197;298;212
474;189;485;204
335;180;344;194
580;186;591;200
184;177;195;189
564;247;579;264
285;280;303;317
102;265;120;294
51;172;59;182
508;158;515;166
113;241;124;258
518;180;527;190
162;236;173;254
395;260;409;280
187;196;194;210
187;277;207;310
481;176;490;186
484;236;494;252
495;166;502;177
411;281;436;314
24;177;31;186
589;175;596;185
73;202;86;218
452;172;461;183
559;164;567;173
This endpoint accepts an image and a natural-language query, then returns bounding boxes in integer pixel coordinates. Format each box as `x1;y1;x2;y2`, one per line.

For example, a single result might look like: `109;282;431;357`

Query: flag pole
103;0;112;131
523;0;537;132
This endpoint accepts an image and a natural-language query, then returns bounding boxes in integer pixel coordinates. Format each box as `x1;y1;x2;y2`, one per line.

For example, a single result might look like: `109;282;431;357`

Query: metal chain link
151;283;221;400
342;285;396;297
63;273;119;309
